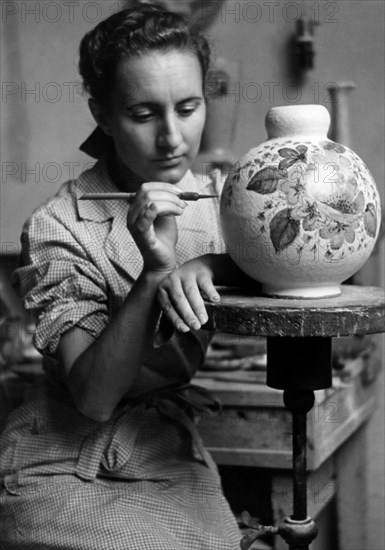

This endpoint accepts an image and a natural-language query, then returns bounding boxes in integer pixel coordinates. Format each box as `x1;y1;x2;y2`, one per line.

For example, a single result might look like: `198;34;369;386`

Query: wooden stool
204;285;385;550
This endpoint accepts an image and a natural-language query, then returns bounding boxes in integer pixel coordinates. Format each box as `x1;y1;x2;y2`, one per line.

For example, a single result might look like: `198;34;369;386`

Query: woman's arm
58;269;171;423
58;182;187;422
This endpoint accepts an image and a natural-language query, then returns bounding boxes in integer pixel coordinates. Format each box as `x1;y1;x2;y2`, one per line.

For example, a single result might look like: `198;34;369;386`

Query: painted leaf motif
338;155;351;170
344;227;356;244
246;167;286;194
279;158;299;170
278;146;307;170
312;153;328;164
278;147;299;158
321;141;346;154
363;203;377;237
270;208;300;252
353;191;365;213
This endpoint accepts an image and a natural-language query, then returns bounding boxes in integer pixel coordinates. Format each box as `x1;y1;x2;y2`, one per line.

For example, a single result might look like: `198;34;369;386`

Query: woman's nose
157;115;183;149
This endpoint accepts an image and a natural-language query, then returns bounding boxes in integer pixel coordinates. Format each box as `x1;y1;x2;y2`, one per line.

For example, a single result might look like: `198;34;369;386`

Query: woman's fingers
160;276;205;332
158;275;219;332
127;185;186;221
127;196;186;234
182;279;209;326
197;276;221;303
158;286;191;333
135;203;158;233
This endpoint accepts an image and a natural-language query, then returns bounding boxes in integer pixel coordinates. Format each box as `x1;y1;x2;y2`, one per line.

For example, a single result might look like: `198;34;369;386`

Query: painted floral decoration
224;139;379;260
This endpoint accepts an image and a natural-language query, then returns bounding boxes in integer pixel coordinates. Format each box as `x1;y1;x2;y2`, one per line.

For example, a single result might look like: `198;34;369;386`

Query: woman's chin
150;165;190;184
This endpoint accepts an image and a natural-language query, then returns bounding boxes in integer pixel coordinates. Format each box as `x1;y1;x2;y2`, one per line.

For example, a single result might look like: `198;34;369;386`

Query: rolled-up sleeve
12;209;109;356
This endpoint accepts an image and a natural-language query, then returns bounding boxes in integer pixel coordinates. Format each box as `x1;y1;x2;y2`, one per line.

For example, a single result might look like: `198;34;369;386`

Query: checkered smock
0;159;240;549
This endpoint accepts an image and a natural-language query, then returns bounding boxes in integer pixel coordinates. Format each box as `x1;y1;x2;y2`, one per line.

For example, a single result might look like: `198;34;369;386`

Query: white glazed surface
265;104;331;139
220;105;381;298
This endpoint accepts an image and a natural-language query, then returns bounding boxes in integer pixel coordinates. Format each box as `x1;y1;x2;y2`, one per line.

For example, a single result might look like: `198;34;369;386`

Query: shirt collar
75;156;122;223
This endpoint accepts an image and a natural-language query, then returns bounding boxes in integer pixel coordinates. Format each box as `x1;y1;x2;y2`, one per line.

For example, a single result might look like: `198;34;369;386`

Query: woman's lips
154;155;184;167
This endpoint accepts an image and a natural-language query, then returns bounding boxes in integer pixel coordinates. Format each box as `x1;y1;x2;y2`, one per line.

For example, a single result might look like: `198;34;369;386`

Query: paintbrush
79;192;219;201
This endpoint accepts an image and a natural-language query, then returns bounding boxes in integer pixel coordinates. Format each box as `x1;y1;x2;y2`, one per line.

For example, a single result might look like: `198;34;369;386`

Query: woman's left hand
157;258;220;332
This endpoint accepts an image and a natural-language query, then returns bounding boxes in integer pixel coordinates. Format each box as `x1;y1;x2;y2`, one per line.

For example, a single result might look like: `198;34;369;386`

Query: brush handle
179;192;200;201
79;192;217;201
80;193;135;200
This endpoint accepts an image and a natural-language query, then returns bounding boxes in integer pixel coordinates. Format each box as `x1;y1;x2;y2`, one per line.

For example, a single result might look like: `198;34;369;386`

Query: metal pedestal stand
204;285;385;549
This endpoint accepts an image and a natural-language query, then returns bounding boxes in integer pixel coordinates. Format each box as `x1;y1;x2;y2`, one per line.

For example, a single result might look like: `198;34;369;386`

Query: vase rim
265;104;331;138
268;104;329;113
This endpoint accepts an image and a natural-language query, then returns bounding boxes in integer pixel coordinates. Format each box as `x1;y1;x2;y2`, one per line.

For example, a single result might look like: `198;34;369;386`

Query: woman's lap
0;474;240;549
0;385;240;549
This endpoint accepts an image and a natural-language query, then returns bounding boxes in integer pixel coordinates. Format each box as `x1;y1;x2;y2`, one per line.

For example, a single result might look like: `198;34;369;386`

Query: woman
0;5;249;549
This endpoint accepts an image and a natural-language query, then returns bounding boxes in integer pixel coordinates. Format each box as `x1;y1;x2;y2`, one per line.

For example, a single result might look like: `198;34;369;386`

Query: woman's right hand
126;182;187;273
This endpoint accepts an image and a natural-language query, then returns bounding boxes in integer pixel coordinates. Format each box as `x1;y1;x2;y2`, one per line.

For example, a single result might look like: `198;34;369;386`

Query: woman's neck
106;148;144;193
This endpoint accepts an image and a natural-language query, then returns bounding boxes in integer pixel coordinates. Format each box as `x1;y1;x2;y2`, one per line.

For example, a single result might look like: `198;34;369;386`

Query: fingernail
177;323;190;333
199;314;208;324
191;321;201;330
211;294;220;302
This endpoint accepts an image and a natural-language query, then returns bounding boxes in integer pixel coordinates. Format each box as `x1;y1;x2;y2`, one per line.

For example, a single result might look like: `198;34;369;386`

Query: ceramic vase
220;104;381;298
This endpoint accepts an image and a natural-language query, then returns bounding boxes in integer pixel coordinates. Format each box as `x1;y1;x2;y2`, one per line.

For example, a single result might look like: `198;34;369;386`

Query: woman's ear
88;99;113;136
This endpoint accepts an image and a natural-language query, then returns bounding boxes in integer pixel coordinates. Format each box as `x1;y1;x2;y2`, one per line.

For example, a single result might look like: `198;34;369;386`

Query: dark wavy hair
79;4;211;106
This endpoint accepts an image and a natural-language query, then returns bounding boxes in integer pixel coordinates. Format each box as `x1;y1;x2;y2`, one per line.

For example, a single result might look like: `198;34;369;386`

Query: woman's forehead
114;50;203;103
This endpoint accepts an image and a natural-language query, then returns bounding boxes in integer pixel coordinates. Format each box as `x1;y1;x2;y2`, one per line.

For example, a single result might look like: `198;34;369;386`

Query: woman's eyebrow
176;96;204;104
125;96;204;109
125;102;155;109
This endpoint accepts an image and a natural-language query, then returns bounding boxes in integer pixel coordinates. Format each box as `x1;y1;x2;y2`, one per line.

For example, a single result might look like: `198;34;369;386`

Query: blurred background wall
1;1;384;548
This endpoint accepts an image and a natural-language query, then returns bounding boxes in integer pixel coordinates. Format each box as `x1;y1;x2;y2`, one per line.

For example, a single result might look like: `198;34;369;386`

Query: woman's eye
128;110;154;122
178;104;198;117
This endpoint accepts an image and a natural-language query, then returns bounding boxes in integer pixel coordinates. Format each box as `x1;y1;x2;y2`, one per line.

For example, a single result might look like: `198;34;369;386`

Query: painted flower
317;141;349;170
280;176;306;205
319;219;360;249
291;196;324;231
309;145;351;189
317;177;365;223
304;166;365;224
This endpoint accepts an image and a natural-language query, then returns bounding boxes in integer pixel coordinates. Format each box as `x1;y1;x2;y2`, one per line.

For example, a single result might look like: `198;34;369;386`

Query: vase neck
265;105;331;139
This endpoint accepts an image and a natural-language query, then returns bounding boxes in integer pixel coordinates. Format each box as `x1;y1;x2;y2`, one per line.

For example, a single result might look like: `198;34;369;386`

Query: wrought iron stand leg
292;406;309;521
281;391;318;550
266;337;333;550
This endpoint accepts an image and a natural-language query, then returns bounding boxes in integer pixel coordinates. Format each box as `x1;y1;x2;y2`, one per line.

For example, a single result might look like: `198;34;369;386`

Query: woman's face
97;50;206;187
